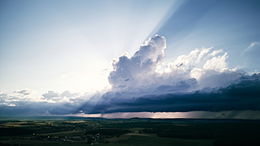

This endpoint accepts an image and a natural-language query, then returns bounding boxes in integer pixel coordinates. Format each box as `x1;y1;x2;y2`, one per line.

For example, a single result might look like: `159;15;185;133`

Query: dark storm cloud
0;102;79;116
79;73;260;114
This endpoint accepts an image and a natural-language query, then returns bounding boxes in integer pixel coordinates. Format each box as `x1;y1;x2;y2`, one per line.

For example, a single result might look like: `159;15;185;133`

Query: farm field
0;117;260;146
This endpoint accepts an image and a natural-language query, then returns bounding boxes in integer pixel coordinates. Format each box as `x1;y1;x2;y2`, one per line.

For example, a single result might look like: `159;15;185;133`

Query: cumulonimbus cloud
80;35;260;114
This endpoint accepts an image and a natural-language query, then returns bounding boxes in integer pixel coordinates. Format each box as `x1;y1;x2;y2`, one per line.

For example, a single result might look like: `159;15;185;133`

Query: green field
0;117;260;146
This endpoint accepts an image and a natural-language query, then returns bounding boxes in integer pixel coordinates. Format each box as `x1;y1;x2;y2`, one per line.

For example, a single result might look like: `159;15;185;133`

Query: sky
0;0;176;93
0;0;260;118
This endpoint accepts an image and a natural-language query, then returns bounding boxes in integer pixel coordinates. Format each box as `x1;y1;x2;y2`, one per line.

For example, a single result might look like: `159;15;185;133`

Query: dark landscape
1;117;260;146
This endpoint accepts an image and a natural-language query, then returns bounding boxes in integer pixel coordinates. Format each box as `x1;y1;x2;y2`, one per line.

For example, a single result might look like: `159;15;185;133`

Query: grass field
0;117;260;146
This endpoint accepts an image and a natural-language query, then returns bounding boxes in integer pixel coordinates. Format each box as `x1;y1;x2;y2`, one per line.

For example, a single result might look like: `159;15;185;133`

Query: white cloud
244;42;260;53
42;91;59;99
41;90;85;103
107;35;243;97
0;89;88;108
242;41;260;71
203;52;228;71
60;90;78;97
14;89;31;95
109;35;166;90
0;89;42;107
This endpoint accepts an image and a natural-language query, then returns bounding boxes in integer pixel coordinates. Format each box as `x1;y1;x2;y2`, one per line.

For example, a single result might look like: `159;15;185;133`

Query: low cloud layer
81;73;260;113
0;90;88;116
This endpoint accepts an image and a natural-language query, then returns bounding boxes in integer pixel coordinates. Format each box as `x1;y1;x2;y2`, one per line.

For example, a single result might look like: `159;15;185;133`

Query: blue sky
0;0;260;115
0;0;176;93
